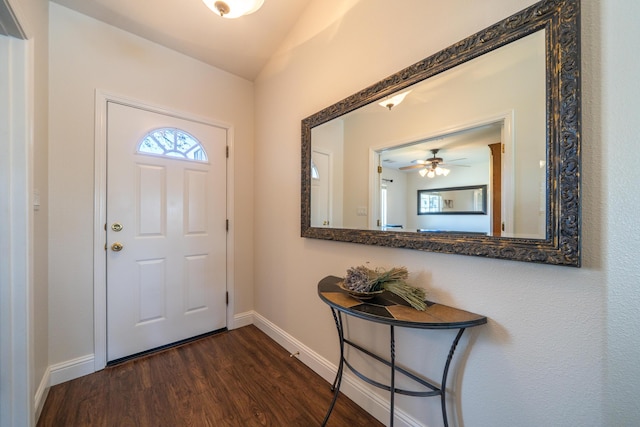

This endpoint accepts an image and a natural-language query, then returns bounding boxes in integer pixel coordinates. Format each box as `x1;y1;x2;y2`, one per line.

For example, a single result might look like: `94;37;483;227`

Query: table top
318;275;487;329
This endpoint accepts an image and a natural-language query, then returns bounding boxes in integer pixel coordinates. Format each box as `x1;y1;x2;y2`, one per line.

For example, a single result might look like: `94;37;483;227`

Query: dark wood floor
38;325;383;427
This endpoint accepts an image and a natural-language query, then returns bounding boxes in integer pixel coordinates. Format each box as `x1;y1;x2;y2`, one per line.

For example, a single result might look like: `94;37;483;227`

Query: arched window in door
137;128;208;162
311;159;320;180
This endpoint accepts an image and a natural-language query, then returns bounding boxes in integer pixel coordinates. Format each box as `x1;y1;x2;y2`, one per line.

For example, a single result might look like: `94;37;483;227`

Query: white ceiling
51;0;312;81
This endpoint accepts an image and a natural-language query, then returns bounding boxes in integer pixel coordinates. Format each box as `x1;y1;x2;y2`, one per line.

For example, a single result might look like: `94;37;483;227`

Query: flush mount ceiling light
203;0;264;18
378;90;412;111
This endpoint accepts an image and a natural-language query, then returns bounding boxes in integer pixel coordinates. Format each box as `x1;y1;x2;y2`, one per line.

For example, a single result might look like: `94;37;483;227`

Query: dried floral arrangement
342;265;426;311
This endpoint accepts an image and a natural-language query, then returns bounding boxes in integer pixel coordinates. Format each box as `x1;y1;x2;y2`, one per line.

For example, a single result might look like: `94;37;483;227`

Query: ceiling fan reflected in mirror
399;149;467;178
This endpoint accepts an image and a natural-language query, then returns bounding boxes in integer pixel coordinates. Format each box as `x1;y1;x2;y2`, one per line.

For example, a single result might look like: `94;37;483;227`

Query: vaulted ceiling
51;0;312;80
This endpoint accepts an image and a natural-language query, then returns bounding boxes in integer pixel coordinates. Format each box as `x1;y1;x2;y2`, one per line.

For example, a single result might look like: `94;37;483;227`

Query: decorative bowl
338;282;384;300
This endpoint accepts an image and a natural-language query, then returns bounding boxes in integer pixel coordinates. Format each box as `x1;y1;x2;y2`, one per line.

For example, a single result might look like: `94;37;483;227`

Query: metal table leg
322;319;467;427
440;328;466;427
322;308;345;426
389;325;395;427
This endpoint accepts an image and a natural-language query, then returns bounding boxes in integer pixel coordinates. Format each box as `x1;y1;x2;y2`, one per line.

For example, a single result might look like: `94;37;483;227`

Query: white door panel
106;102;226;362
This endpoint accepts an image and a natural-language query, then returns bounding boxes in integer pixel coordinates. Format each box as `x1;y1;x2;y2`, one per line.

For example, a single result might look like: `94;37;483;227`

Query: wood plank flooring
37;325;384;427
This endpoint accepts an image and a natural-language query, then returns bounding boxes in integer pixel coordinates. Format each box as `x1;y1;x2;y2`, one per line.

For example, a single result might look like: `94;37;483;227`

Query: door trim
0;27;34;427
93;90;235;370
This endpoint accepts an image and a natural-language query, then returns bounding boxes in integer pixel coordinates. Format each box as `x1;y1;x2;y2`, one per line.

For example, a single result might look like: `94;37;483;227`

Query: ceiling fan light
426;170;435;178
419;168;428;177
442;168;450;176
435;166;443;175
203;0;264;18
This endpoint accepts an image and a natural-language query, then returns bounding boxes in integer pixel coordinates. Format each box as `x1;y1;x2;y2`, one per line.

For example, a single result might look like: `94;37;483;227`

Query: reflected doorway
311;150;332;227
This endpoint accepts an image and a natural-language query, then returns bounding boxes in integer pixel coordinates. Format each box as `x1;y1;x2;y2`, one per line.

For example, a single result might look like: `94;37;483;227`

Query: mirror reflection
311;29;546;239
417;185;487;216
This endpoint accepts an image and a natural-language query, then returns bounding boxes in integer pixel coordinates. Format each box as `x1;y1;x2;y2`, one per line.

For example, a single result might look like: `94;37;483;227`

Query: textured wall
597;0;640;424
254;0;637;425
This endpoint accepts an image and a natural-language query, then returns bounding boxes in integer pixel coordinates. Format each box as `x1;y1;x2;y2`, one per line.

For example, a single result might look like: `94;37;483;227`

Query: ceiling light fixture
419;164;450;178
378;90;412;111
203;0;264;19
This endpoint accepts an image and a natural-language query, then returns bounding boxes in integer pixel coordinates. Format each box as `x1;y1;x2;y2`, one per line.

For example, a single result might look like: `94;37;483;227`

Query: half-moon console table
317;275;487;427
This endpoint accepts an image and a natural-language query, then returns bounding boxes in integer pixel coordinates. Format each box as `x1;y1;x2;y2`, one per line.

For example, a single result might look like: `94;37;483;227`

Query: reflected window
420;194;442;213
137;128;208;162
311;160;320;180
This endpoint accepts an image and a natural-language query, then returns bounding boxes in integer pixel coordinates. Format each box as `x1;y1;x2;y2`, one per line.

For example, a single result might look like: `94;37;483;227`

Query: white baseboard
231;310;254;329
49;354;95;386
34;366;50;422
252;311;425;427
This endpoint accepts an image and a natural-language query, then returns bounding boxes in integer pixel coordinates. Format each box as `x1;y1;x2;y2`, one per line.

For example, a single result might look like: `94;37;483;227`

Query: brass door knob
111;242;124;252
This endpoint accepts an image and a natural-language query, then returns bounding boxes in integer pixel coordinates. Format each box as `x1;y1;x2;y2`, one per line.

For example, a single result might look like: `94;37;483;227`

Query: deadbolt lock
111;222;123;232
111;242;124;252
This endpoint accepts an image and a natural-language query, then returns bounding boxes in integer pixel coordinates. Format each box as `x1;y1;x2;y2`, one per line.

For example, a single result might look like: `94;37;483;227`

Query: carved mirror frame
301;0;581;266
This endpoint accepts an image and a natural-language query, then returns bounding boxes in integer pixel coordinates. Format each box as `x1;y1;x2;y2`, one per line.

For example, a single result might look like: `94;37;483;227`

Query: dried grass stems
343;265;426;311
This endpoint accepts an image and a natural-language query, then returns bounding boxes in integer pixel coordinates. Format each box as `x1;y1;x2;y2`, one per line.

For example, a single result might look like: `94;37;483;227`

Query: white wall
255;0;638;426
48;3;255;368
599;1;640;424
27;0;50;414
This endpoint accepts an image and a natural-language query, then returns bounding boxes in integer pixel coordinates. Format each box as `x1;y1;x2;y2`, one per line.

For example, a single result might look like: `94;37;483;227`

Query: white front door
106;102;227;362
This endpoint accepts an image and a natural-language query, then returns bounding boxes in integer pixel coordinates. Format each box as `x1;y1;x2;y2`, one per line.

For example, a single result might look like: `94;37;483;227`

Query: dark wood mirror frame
301;0;581;267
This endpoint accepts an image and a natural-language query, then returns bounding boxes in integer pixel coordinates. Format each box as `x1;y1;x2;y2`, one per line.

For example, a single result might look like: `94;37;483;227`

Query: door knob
111;222;123;232
111;242;124;252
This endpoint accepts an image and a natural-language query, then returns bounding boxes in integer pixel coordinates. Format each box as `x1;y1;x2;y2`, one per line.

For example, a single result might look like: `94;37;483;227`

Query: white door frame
0;2;34;425
93;91;235;370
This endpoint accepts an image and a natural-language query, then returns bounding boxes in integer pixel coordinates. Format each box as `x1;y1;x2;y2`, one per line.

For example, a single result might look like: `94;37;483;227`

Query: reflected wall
311;30;546;239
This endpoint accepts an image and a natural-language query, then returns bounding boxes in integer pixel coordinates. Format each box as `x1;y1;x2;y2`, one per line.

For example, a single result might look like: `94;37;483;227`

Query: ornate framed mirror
301;0;581;266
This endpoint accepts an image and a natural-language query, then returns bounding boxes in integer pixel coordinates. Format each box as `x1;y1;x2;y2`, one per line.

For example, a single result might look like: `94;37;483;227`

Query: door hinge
226;292;229;306
226;219;229;231
502;143;505;154
378;165;382;174
502;222;505;231
226;146;229;158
